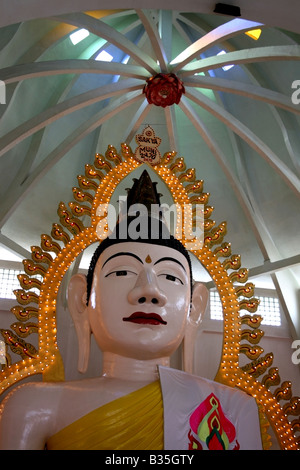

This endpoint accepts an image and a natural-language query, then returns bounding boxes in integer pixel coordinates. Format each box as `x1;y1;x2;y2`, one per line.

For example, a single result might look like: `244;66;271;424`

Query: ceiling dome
0;6;299;336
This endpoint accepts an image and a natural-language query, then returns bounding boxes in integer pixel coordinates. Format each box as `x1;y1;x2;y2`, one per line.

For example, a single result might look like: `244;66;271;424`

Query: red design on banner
188;393;239;450
188;430;203;450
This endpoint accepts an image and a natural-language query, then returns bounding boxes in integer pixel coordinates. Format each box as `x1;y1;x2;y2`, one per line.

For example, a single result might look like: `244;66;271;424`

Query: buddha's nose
127;268;167;306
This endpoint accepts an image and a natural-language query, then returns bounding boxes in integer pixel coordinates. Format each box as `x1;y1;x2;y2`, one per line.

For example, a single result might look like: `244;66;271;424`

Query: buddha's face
87;241;191;360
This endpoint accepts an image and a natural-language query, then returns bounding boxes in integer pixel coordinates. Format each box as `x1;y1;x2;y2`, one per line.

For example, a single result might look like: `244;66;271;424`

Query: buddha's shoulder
1;377;94;408
1;376;154;416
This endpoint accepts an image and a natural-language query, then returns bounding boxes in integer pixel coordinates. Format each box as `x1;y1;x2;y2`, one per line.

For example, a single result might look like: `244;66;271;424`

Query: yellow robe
46;381;164;450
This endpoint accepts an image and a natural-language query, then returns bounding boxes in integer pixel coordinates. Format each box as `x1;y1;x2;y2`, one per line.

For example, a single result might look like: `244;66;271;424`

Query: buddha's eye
116;270;128;276
105;270;136;278
159;274;183;285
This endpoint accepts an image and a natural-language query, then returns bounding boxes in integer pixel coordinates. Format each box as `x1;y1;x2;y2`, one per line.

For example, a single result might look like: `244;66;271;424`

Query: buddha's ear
183;282;209;374
67;273;91;373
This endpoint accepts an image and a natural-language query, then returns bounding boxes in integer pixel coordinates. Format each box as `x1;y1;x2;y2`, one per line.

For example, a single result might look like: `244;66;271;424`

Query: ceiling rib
175;12;300;178
172;12;278;261
171;18;263;70
0;91;144;228
136;9;168;72
121;97;151;143
164;106;178;150
158;10;173;63
1;60;150;83
183;75;300;115
0;233;31;259
51;12;160;75
185;88;300;196
179;45;300;75
0;79;144;158
179;95;276;260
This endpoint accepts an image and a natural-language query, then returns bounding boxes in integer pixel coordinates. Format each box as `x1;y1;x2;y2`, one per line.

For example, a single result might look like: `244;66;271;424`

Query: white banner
159;366;262;450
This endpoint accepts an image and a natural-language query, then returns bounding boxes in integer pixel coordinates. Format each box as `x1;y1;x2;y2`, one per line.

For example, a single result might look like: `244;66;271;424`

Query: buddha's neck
101;352;170;382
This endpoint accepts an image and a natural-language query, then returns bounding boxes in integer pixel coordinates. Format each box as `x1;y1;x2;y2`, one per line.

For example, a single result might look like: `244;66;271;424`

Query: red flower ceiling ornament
143;73;185;108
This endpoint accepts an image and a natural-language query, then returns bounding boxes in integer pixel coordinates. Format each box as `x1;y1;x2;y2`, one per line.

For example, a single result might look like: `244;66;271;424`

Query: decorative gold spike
262;367;281;389
203;206;214;219
241;314;263;328
178;169;196;183
239;297;260;313
77;175;98;191
13;289;39;305
241;328;264;344
239;344;264;360
283;397;300;416
68;202;91;218
291;418;300;433
57;202;85;235
160;151;176;165
229;267;249;284
31;246;53;266
41;234;61;255
213;242;232;258
169;157;186;173
241;353;273;378
22;259;47;277
85;164;104;181
222;254;241;271
10;306;39;322
0;329;37;359
274;381;292;401
120;142;134;158
189;193;210;205
235;283;255;298
105;145;123;165
204;221;227;247
51;223;70;246
94;153;112;172
10;322;38;338
203;219;215;232
17;274;41;291
72;187;93;204
184;179;203;193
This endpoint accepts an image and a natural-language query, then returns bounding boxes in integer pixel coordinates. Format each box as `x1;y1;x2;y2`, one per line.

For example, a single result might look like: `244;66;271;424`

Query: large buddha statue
0;171;262;450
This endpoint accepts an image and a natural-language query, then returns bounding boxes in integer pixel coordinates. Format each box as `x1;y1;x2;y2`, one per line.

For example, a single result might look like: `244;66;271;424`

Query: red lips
123;312;167;325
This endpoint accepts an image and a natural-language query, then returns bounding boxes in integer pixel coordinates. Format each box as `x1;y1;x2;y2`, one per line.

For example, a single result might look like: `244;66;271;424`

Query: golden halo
0;138;298;450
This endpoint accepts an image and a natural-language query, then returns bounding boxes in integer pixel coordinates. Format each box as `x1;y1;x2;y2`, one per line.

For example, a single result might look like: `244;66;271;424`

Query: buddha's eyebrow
102;252;143;268
153;257;186;273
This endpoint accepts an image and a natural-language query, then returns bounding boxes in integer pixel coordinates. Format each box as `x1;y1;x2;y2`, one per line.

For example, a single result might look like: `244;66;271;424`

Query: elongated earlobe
67;273;91;373
183;282;209;374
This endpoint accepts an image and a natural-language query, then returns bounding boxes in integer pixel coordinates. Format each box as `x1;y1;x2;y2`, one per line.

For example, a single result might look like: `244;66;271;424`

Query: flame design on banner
188;393;240;450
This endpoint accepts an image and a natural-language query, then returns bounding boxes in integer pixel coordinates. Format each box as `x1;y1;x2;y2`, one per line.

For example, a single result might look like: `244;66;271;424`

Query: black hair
86;216;193;305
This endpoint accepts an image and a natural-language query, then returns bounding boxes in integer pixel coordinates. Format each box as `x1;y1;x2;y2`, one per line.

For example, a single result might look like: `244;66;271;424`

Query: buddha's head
67;170;208;373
